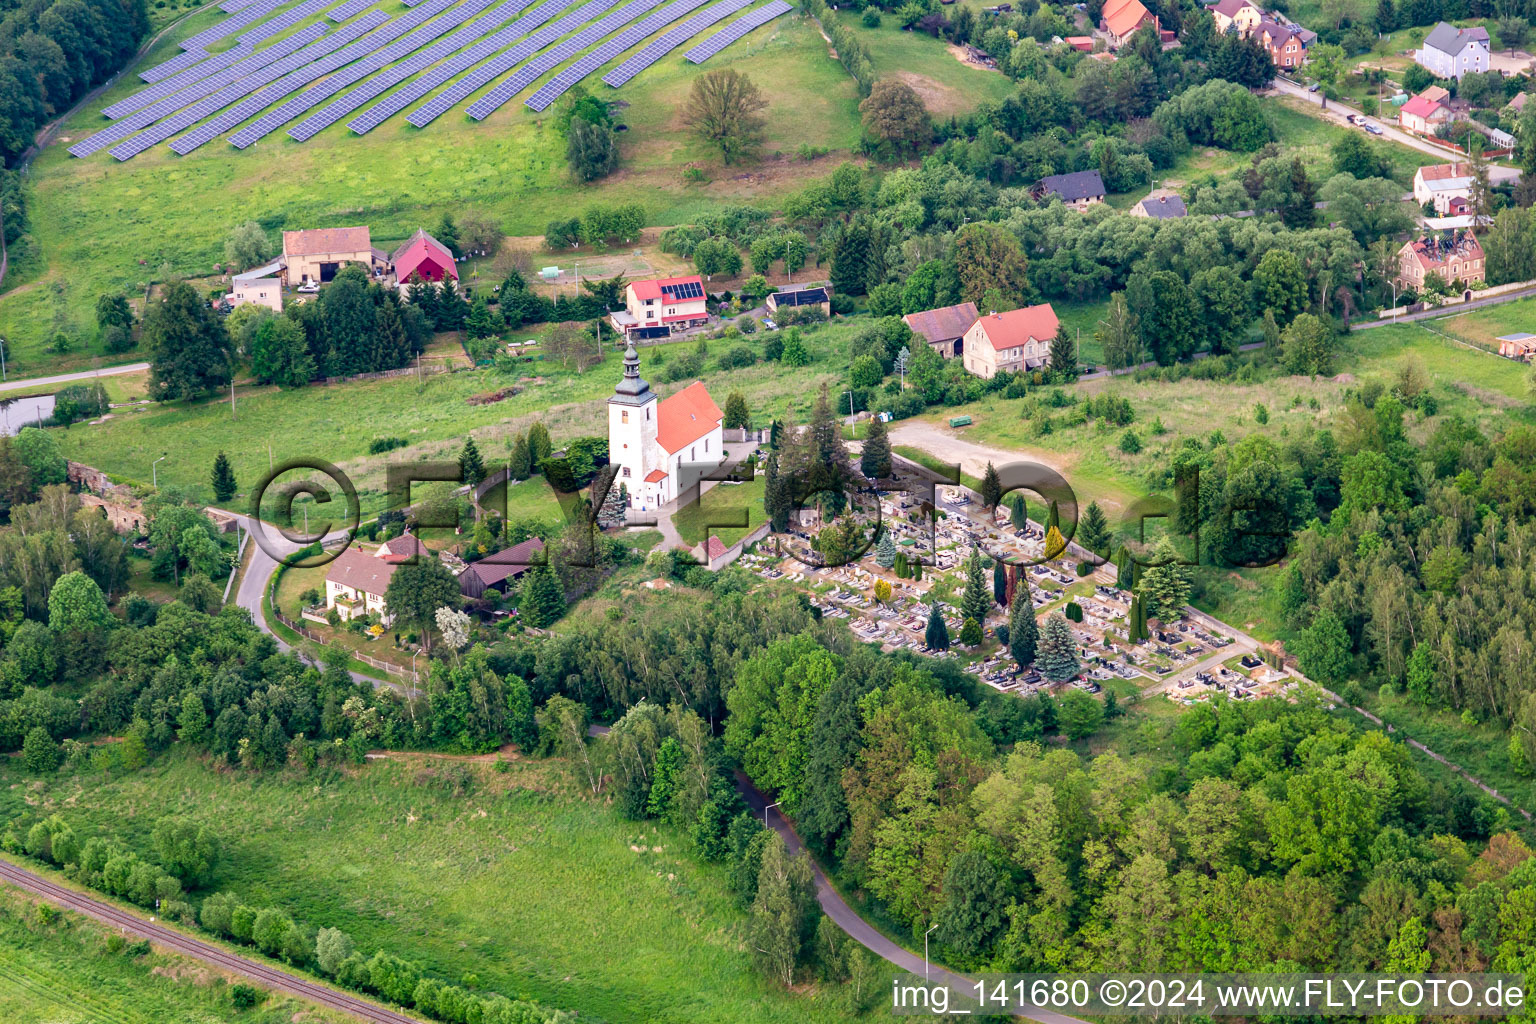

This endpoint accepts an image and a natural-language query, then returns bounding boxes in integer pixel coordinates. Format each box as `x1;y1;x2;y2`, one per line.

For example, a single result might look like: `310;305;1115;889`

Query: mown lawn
1;2;862;376
0;751;871;1024
0;885;354;1023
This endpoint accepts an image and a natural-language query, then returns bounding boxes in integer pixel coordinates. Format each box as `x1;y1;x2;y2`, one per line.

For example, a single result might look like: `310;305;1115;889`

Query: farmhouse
1034;170;1107;210
459;538;548;599
391;229;458;291
1416;22;1489;80
610;275;709;339
228;260;283;313
960;304;1060;379
607;345;724;510
1099;0;1158;48
904;301;980;358
1207;0;1263;37
325;546;401;623
766;283;831;316
1399;88;1455;135
1413;162;1476;214
1132;195;1188;219
281;226;383;288
1397;231;1486;291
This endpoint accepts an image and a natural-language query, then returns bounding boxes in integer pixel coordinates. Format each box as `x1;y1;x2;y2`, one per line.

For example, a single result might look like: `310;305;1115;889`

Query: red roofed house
1397;231;1485;292
607;344;724;511
611;275;710;339
1100;0;1158;49
391;229;458;294
1399;88;1454;135
960;304;1060;379
1254;19;1312;68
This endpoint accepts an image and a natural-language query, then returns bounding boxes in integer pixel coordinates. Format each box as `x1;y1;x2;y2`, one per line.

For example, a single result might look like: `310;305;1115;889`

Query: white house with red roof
391;229;458;293
1399;87;1455;135
322;532;437;623
607;344;724;511
610;275;710;338
960;304;1061;379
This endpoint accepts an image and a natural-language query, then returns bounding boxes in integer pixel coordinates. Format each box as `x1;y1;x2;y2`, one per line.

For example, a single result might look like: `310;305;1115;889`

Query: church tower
607;344;658;508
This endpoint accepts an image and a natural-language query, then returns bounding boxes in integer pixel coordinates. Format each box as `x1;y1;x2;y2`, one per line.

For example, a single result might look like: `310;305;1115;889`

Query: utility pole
152;454;167;489
0;336;7;381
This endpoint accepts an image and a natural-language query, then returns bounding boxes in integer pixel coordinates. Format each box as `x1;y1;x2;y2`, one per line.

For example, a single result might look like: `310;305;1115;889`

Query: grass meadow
0;750;874;1024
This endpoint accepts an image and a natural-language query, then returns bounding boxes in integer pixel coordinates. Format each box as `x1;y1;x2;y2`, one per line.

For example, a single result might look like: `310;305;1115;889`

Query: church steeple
609;343;655;406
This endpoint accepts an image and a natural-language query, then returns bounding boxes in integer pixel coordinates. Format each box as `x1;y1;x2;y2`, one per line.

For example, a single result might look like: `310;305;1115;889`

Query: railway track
0;857;425;1024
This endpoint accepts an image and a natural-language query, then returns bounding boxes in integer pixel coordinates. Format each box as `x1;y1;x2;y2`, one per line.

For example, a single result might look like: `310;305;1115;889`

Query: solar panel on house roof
403;0;603;127
600;0;747;87
109;44;254;118
138;46;209;83
682;0;789;62
523;0;706;110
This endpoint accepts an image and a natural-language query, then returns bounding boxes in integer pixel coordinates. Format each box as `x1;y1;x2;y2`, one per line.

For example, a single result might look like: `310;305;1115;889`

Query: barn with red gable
391;229;459;290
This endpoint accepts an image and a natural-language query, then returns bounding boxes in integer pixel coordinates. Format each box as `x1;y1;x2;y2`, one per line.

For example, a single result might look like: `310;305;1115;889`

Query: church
607;344;725;511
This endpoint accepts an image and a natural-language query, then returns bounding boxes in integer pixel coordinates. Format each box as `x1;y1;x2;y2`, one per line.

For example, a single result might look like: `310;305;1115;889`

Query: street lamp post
924;923;939;980
764;801;779;827
152;455;167;489
0;336;7;381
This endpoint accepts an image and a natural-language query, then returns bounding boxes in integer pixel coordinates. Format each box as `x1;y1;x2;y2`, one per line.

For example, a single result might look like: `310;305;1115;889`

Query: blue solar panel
227;0;465;147
138;47;208;83
326;0;376;20
111;44;253;117
683;0;789;62
406;0;612;127
221;0;263;11
237;0;338;45
169;11;390;153
181;0;287;52
71;25;325;157
523;0;706;110
601;0;746;86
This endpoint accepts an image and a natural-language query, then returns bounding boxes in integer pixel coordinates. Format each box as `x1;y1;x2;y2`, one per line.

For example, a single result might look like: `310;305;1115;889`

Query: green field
832;11;1017;116
0;0;865;377
0;751;870;1024
0;884;352;1023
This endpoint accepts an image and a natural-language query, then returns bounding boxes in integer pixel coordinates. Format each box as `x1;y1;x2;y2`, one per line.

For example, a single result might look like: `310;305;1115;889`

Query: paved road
0;361;150;395
0;857;425;1023
1271;78;1463;159
1353;284;1536;330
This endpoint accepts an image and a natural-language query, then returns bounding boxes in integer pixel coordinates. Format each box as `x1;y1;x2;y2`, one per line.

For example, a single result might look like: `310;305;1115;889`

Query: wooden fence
269;606;422;687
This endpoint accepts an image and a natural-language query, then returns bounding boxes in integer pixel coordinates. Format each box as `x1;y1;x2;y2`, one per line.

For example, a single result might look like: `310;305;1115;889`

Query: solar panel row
326;0;376;20
523;0;706;111
111;44;254;117
108;24;343;160
181;0;287;52
347;0;561;133
228;0;465;147
237;0;339;45
600;0;746;87
70;24;325;156
169;11;391;154
138;46;208;84
466;0;666;119
220;0;263;11
405;0;616;127
282;0;502;140
683;0;789;62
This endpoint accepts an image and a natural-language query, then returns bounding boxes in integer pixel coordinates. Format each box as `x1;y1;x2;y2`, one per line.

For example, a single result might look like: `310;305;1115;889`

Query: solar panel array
406;0;614;127
71;25;325;157
524;0;705;110
138;46;208;83
327;0;376;20
228;0;470;147
341;0;548;134
237;0;340;46
107;24;337;160
281;0;500;140
181;0;287;51
683;0;789;62
170;11;390;154
465;0;663;119
600;0;745;87
110;43;254;117
221;0;263;11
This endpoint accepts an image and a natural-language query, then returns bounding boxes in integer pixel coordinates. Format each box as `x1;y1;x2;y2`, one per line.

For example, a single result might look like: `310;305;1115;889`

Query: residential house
1255;19;1312;68
391;229;458;293
459;538;547;599
1397;231;1486;291
1398;87;1455;135
960;304;1060;379
609;275;709;339
280;227;382;287
607;346;724;510
1132;194;1188;219
903;301;980;358
1413;162;1475;214
1207;0;1263;37
228;260;283;312
1100;0;1158;48
1505;92;1530;119
325;547;399;623
1415;22;1489;80
1064;34;1094;50
766;283;831;316
1498;332;1536;360
1034;169;1107;210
